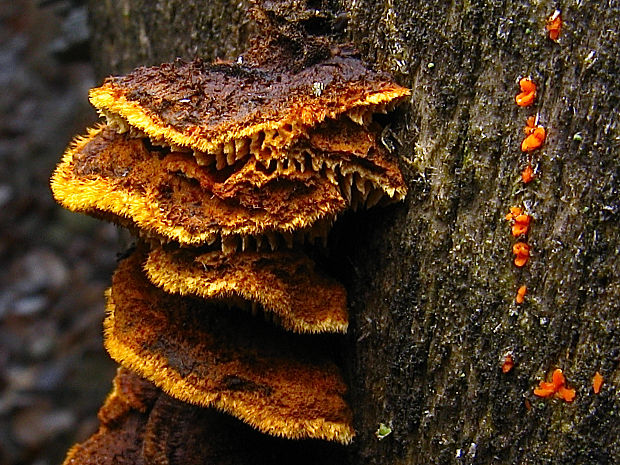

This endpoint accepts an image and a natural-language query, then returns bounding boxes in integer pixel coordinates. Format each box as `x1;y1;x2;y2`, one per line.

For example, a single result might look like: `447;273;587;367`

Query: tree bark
88;1;619;464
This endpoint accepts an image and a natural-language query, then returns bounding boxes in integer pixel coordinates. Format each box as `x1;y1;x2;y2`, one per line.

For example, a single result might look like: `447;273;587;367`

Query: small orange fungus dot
546;10;562;41
533;383;555;397
502;354;514;373
534;368;576;402
521;164;535;183
515;285;527;304
513;214;531;237
512;242;530;267
521;126;546;152
505;206;523;221
557;386;576;402
552;368;565;387
515;78;537;107
524;116;537;135
593;372;604;394
506;208;531;236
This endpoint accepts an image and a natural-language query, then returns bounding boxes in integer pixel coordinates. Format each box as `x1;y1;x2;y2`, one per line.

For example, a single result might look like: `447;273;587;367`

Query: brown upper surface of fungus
104;250;354;443
66;368;348;465
90;53;410;157
51;125;347;248
63;368;157;465
144;245;348;334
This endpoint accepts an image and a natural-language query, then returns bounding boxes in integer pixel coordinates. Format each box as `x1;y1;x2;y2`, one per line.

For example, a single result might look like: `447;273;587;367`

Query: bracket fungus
51;125;348;248
104;250;354;443
65;368;347;465
88;53;409;161
51;7;409;460
144;246;348;334
63;368;157;465
52;48;408;248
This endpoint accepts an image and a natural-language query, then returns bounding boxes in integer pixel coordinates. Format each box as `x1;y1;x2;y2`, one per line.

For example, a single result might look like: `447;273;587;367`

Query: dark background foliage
0;2;117;464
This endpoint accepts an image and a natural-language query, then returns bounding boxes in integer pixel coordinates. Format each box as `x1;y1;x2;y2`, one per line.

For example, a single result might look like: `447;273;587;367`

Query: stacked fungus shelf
52;39;408;463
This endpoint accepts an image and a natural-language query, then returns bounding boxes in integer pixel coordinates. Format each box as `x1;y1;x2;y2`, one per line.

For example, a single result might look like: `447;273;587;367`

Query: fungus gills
52;8;408;461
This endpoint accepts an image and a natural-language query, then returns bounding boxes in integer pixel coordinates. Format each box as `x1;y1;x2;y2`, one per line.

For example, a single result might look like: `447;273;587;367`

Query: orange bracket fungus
52;55;408;247
515;77;537;107
534;368;576;402
546;10;562;41
51;124;348;248
144;246;348;334
51;2;410;460
65;368;347;465
104;250;355;443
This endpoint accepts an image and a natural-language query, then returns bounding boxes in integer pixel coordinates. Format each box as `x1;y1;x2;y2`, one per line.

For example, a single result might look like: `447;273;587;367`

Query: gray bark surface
89;1;619;464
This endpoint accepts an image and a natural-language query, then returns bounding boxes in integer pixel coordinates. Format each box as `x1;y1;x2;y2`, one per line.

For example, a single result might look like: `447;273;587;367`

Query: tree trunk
88;1;619;463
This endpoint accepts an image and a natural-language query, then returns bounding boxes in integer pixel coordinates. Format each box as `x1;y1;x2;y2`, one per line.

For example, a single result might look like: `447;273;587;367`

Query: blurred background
1;1;120;464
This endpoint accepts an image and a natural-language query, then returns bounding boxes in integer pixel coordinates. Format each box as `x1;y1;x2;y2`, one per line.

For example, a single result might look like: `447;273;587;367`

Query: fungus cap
51;126;347;248
104;250;355;443
65;368;348;465
144;246;348;334
62;368;157;465
90;54;410;156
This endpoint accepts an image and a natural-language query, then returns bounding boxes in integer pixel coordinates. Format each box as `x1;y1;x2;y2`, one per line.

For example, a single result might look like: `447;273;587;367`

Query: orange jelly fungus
521;126;546;152
502;354;515;373
512;214;531;237
506;208;531;237
524;116;537;135
512;242;530;267
522;164;535;183
505;206;522;221
515;285;527;304
546;10;562;41
515;78;537;107
593;372;604;394
534;368;576;402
